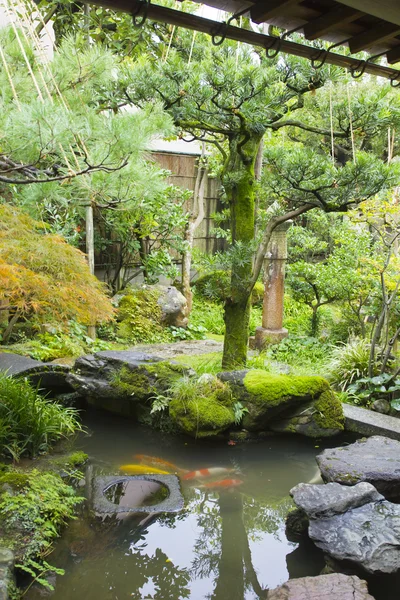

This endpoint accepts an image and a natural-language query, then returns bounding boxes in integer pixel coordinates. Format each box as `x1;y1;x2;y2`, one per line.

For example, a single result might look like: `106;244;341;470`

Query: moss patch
110;361;186;402
169;377;235;438
314;389;344;431
243;370;329;406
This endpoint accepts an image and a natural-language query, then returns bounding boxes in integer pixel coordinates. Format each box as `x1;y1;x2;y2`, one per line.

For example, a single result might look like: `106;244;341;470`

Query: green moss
117;288;171;344
110;362;187;402
54;451;89;470
314;389;344;431
169;377;235;437
243;370;329;406
170;396;235;438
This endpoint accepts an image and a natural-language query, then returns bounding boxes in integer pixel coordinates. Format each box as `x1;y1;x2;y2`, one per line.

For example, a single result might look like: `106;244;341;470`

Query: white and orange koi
183;467;235;481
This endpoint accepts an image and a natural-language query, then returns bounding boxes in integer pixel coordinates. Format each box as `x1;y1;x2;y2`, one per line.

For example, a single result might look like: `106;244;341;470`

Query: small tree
0;204;114;342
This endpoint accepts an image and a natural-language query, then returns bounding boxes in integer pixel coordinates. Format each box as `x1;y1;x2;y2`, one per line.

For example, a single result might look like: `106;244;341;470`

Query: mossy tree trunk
222;134;262;370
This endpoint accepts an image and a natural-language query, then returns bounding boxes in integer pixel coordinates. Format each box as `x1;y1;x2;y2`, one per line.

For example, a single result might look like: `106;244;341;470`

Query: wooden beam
86;0;400;81
250;0;302;24
348;22;400;53
303;6;363;40
387;44;400;64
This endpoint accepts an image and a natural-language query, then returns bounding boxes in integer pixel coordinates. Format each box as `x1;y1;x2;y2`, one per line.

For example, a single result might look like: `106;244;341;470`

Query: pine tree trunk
222;134;261;370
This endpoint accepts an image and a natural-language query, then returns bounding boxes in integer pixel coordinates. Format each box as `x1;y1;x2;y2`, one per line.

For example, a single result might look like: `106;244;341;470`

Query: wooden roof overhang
87;0;400;82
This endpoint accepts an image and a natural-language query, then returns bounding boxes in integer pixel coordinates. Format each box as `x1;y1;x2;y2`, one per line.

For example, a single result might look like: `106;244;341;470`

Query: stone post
255;221;292;349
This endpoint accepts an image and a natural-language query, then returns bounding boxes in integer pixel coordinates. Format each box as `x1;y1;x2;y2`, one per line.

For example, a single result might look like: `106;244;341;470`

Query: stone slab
316;436;400;499
343;403;400;441
267;573;375;600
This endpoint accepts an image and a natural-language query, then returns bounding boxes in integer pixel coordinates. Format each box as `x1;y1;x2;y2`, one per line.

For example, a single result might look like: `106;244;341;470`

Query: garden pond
26;409;400;600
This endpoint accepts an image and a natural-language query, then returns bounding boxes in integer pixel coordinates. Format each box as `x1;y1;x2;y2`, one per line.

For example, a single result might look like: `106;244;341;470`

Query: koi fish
202;478;243;489
134;454;180;472
183;467;235;481
119;464;169;475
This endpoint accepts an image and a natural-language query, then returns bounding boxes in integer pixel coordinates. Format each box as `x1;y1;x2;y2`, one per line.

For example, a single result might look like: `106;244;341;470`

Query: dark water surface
27;410;391;600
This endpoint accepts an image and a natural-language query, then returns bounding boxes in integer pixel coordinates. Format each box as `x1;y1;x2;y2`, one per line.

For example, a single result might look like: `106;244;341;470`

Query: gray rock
290;482;383;519
290;481;400;574
156;285;188;328
371;398;391;414
316;435;400;499
66;351;187;417
308;499;400;574
267;573;375;600
0;548;15;600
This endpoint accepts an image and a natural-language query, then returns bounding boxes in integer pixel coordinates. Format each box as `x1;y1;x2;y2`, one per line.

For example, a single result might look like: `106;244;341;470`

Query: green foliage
0;373;83;460
194;271;263;306
328;338;377;392
0;467;83;590
346;374;400;406
190;297;225;336
233;401;248;425
264;336;332;376
168;323;207;341
243;370;329;406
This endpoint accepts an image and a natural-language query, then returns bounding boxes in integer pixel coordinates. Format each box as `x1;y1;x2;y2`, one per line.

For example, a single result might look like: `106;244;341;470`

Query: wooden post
86;202;96;339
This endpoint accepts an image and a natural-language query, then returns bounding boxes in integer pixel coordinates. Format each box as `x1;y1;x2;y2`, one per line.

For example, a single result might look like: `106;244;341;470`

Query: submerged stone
267;573;375;600
316;436;400;499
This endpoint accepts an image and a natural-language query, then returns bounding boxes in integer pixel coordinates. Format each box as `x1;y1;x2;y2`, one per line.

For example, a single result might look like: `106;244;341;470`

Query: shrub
328;338;377;391
117;288;171;344
0;373;83;460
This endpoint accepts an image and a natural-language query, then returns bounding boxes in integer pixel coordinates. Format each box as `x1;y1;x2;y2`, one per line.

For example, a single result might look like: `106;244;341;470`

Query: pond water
26;410;396;600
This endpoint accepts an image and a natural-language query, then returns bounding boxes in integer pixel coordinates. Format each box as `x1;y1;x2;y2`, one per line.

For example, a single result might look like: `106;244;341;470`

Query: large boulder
267;573;375;600
316;436;400;500
66;351;187;417
290;481;400;574
218;369;344;437
156;285;188;328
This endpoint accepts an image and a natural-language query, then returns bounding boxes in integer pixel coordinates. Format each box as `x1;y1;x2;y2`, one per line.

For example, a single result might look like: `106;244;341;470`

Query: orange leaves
0;204;114;327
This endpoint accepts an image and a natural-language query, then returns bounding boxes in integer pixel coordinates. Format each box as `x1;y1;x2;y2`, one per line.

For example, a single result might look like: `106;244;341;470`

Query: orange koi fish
203;479;243;489
183;467;234;481
134;454;180;472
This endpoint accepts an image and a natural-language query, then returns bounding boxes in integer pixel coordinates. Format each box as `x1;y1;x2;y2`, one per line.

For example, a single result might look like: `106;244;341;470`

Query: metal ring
390;71;400;88
211;21;228;46
311;49;328;69
349;59;367;79
265;37;282;59
132;0;149;28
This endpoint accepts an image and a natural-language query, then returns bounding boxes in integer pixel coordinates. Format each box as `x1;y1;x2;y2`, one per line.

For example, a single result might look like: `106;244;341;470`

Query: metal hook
211;21;228;46
311;48;328;69
390;71;400;88
349;59;367;79
132;0;149;28
265;25;302;60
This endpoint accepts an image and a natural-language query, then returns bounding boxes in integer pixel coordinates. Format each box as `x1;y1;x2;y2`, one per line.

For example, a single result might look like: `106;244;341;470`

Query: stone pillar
255;221;291;349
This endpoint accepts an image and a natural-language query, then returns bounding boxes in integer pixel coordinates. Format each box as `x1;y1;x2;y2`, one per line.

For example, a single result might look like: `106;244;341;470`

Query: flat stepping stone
316;436;400;499
343;403;400;441
0;352;71;393
268;573;375;599
291;482;400;575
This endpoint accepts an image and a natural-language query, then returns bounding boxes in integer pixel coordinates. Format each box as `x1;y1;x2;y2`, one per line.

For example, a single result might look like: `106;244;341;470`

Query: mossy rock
111;361;188;402
169;377;235;438
218;369;344;436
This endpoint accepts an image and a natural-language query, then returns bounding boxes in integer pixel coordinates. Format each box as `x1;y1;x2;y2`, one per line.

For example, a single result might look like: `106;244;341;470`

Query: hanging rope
329;84;335;165
347;84;356;164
